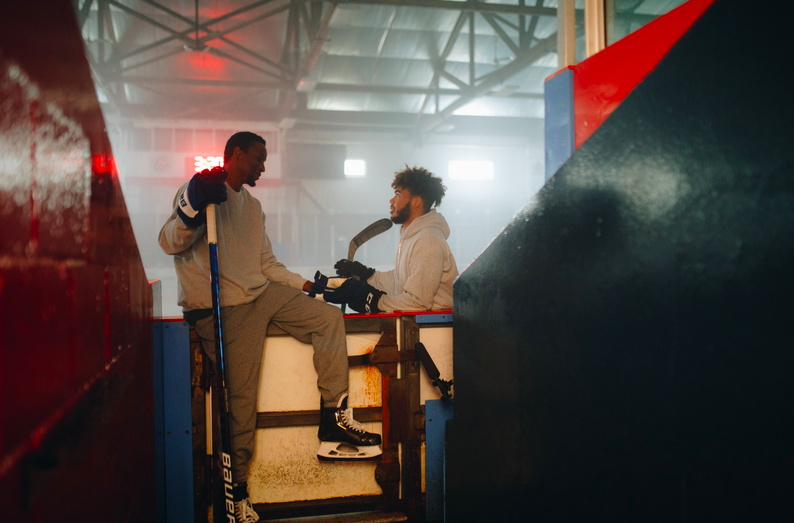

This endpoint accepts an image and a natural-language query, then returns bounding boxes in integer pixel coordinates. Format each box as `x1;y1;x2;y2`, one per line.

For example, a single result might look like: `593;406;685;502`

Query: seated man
333;165;459;313
158;131;381;522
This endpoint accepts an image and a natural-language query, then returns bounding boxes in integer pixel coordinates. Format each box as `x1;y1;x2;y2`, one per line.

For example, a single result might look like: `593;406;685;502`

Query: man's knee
327;304;344;321
320;302;344;325
308;301;344;331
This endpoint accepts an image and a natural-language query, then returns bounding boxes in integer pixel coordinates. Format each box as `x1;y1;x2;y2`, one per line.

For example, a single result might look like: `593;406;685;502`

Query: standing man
333;166;458;313
158;132;381;523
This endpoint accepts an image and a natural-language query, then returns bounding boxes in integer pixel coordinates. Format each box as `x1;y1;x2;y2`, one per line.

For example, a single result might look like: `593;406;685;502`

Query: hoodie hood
401;209;450;241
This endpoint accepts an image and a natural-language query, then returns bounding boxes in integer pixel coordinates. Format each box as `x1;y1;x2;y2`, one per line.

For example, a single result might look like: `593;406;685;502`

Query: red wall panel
0;67;33;256
70;263;106;386
0;1;154;520
0;264;71;456
573;0;717;148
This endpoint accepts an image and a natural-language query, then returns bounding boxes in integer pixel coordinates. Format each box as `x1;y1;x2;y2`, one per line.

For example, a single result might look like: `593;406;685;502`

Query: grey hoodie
368;209;458;312
158;182;307;311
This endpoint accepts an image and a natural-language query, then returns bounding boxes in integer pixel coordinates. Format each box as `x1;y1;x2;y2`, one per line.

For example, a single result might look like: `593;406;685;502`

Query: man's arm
159;169;228;255
378;236;447;312
368;269;395;294
158;184;206;255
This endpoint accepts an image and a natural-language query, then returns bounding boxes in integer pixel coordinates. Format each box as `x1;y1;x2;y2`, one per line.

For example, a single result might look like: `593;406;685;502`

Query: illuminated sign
194;155;224;171
187;155;223;176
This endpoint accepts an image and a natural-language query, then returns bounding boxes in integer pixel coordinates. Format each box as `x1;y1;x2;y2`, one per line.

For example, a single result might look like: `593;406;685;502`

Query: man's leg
266;283;349;404
194;285;295;482
249;283;380;459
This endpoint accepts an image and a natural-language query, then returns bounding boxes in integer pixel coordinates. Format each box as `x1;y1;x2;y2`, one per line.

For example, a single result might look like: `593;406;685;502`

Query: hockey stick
347;218;393;261
207;204;237;522
342;218;393;313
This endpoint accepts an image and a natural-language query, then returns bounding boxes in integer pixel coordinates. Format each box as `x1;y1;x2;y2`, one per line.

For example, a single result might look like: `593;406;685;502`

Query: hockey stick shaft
347;218;393;261
343;218;393;313
207;204;237;522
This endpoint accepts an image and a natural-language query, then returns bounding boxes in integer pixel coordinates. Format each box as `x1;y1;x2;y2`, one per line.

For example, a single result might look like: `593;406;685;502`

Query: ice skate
234;496;260;523
317;394;382;460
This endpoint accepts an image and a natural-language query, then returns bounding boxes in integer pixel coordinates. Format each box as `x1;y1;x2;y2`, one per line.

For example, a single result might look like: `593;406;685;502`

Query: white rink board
250;331;384;504
249;320;452;505
249;425;383;504
257;332;383;412
418;326;454;404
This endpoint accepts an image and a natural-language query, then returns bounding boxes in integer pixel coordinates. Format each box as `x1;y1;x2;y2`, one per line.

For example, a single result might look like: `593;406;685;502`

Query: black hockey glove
324;278;385;314
334;259;375;280
177;166;228;227
308;271;349;301
347;281;385;314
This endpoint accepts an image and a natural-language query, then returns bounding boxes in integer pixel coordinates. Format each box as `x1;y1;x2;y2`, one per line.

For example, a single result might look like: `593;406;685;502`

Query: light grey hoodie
158;182;307;311
368;209;458;312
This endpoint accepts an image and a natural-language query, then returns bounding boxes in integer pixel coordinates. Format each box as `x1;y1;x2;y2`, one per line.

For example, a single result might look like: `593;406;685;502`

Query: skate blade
317;441;382;461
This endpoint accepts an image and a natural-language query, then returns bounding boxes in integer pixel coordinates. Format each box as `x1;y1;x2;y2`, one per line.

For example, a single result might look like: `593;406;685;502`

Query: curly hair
391;165;446;213
224;131;267;162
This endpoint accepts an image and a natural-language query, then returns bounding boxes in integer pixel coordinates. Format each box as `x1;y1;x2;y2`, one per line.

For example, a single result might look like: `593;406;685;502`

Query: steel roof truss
78;0;96;29
105;0;289;68
418;31;557;132
480;12;520;58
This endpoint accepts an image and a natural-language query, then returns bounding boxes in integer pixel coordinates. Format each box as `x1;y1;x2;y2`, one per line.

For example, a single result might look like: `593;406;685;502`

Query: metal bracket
347;328;416;377
375;456;401;484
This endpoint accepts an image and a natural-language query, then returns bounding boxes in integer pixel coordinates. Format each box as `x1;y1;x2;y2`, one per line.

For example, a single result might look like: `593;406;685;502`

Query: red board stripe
573;0;717;148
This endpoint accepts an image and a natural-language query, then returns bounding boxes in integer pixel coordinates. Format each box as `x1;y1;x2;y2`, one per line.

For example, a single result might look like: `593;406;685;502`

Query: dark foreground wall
0;1;153;520
447;0;794;521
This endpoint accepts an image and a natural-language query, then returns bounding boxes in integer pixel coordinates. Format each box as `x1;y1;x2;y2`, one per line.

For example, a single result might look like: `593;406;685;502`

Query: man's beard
390;203;411;224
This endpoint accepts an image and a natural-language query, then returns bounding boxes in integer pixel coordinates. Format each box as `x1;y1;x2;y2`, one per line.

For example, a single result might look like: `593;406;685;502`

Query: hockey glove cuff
177;205;207;228
177;166;228;228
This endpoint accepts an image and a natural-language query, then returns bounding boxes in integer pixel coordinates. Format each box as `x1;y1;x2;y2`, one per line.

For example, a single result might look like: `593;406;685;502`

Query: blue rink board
426;399;455;522
157;320;194;523
544;68;575;181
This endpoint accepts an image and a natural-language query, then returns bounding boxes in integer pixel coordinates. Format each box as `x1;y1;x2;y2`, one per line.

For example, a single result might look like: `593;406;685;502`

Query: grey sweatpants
194;282;349;482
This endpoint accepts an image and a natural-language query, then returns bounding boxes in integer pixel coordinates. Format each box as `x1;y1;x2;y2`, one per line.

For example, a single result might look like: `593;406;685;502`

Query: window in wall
448;160;494;181
175;128;193;151
153;128;173;152
344;159;366;177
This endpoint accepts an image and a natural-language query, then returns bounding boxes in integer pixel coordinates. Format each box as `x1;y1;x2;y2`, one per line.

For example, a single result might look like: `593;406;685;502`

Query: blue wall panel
160;321;194;522
426;400;454;522
544;68;575;182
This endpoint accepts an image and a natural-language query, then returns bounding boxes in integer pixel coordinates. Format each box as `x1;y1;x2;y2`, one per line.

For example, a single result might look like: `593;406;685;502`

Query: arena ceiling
78;0;673;137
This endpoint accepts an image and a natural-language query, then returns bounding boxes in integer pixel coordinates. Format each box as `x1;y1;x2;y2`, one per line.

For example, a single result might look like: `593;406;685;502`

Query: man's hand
334;259;375;280
177;167;228;227
324;277;385;314
309;271;384;313
308;271;348;300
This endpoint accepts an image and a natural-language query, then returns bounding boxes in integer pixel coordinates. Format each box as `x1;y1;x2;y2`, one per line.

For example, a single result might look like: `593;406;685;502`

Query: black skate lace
340;407;367;433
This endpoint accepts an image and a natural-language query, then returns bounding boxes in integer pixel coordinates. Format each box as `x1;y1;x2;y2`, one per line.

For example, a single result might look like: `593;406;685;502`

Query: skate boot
317;393;382;460
234;496;259;523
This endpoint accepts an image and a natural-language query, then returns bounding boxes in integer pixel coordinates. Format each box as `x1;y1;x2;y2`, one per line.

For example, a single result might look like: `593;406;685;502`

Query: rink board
247;313;453;507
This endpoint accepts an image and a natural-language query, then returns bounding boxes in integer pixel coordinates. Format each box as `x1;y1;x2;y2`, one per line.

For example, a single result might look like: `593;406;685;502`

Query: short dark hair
392;165;446;213
224;131;267;162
